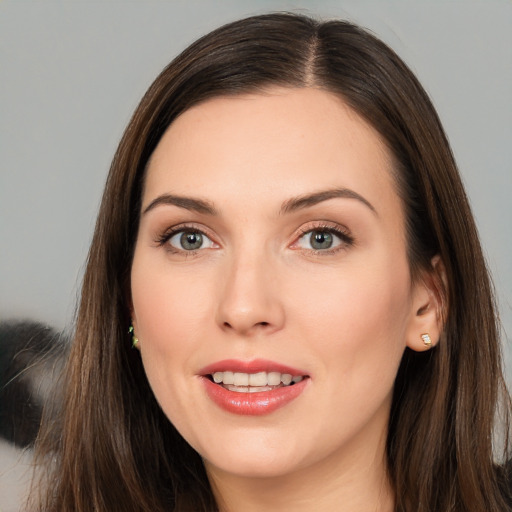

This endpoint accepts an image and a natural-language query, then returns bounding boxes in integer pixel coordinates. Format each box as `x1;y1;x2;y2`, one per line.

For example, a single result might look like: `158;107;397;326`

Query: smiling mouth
201;363;310;415
207;371;306;393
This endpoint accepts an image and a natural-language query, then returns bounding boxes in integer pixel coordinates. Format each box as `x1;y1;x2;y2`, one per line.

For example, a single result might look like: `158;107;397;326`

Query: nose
215;250;285;337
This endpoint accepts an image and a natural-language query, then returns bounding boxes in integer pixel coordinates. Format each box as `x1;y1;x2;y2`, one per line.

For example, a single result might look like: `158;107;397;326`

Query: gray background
0;1;511;510
1;1;511;358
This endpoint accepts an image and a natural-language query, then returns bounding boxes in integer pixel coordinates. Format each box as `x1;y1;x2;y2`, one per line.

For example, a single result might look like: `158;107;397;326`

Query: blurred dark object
0;320;68;447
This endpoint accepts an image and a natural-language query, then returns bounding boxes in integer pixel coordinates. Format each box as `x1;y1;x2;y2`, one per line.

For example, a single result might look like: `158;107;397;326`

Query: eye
294;226;353;252
297;229;341;251
167;229;216;251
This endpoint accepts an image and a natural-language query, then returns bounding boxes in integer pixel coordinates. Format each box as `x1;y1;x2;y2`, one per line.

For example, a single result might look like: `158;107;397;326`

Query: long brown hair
31;13;511;511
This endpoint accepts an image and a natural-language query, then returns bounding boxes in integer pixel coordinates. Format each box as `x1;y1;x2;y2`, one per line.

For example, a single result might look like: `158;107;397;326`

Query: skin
130;87;441;511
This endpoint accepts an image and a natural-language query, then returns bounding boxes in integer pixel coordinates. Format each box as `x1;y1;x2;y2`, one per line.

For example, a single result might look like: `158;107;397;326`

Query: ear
406;255;447;352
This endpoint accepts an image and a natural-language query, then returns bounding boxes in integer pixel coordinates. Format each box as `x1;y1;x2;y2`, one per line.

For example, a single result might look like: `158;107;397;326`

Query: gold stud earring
129;325;139;349
421;333;432;347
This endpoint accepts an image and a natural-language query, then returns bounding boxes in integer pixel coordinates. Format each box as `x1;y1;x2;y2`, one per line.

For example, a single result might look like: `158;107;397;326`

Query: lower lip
202;377;309;416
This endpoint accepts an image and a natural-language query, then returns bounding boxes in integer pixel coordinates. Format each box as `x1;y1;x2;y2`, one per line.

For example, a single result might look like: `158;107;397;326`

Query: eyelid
154;220;354;256
290;221;355;253
155;223;220;252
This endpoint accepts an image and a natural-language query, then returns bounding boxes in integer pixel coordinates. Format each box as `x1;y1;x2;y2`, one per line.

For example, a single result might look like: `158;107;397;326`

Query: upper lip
199;358;308;376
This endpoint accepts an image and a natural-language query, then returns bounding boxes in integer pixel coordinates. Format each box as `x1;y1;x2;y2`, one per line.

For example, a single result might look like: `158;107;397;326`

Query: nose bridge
216;240;284;336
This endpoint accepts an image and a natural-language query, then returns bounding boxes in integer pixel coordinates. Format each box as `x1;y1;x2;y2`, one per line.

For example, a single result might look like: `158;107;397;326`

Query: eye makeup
153;218;355;259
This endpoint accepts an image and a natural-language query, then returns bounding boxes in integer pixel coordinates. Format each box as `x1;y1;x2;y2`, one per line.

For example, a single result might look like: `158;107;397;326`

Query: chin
205;452;303;480
194;428;313;479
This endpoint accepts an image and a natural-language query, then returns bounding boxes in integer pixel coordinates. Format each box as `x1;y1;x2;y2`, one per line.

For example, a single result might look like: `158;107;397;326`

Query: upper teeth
212;371;303;387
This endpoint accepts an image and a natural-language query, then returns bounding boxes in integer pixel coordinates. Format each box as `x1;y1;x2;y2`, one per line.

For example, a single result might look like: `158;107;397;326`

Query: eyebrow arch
142;194;217;216
280;188;377;216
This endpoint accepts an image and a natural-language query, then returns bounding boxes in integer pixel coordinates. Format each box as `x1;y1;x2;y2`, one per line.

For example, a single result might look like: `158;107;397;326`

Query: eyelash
294;223;355;255
155;224;214;256
155;222;355;256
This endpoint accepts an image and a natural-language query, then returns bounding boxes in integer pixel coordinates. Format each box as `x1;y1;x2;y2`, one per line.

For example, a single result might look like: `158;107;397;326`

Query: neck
205;421;394;512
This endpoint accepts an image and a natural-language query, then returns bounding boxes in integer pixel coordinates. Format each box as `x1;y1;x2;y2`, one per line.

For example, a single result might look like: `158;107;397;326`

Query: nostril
223;321;270;329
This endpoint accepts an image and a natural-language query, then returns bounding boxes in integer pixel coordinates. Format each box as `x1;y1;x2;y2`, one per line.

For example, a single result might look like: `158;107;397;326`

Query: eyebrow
142;187;376;217
142;194;217;216
280;188;377;215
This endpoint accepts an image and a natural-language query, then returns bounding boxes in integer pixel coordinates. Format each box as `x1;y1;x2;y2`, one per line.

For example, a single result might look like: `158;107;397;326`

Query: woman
30;12;511;511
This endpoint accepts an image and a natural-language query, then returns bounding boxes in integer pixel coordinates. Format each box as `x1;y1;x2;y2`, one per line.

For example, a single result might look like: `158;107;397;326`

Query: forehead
144;87;399;218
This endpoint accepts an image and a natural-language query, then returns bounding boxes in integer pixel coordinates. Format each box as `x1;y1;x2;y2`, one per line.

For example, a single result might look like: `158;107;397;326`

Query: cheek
290;258;411;387
130;255;215;395
130;262;217;448
279;261;412;452
132;256;213;340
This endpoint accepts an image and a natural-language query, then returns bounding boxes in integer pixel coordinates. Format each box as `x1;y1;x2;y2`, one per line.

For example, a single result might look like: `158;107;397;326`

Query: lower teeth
223;384;284;393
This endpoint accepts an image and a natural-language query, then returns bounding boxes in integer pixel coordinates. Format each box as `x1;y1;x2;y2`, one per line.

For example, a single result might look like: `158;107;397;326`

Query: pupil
310;231;332;250
181;232;203;250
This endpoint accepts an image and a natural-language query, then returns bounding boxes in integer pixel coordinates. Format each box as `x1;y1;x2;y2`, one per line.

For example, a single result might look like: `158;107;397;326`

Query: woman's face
131;88;427;479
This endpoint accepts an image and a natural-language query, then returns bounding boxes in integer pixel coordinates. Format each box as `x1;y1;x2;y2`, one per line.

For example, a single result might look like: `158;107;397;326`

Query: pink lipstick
199;359;309;415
